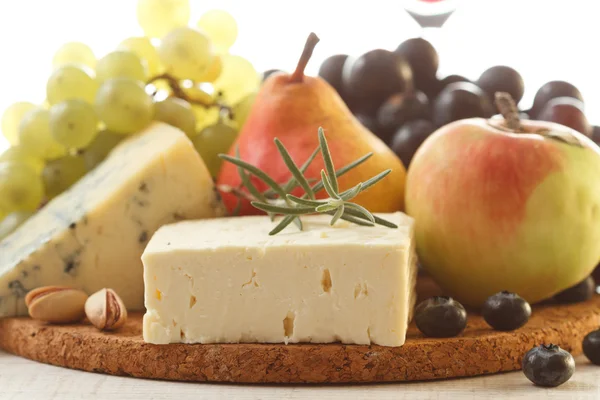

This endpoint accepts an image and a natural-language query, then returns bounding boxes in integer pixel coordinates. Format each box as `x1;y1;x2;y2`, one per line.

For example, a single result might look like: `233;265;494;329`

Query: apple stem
289;33;320;83
495;92;521;131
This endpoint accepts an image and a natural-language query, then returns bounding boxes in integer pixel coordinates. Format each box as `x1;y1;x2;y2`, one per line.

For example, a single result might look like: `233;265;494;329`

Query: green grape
1;102;37;145
82;130;124;170
154;98;196;137
158;27;213;81
232;92;257;130
213;55;261;105
18;108;67;160
96;51;148;84
137;0;191;38
182;84;216;103
0;162;44;212
192;105;220;132
0;211;33;241
95;78;154;134
52;42;96;70
197;9;238;53
0;146;45;174
198;55;222;83
49;99;99;149
42;155;87;199
191;121;238;177
47;65;98;105
118;37;162;76
153;79;172;95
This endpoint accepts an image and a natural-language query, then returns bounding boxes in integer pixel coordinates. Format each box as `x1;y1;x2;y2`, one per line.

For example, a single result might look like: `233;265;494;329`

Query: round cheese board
0;277;598;384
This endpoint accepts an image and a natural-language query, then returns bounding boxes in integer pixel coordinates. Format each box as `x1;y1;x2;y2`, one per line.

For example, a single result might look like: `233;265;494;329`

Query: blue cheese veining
0;122;224;317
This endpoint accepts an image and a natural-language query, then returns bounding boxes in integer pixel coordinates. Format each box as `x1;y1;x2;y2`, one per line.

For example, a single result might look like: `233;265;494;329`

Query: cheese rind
0;123;224;317
142;213;416;347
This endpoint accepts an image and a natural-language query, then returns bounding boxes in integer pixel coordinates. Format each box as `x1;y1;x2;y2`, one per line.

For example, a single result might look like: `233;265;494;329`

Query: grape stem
289;33;320;83
494;92;521;131
147;74;232;117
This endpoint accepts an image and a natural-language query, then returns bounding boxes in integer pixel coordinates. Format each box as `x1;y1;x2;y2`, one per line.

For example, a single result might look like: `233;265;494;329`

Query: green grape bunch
0;0;261;224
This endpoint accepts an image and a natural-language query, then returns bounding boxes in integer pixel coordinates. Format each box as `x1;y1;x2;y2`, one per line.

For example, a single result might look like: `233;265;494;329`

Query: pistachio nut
25;286;88;323
84;288;127;331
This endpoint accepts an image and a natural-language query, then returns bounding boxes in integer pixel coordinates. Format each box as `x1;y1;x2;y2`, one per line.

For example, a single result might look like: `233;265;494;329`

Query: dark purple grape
432;82;494;127
342;49;413;115
537;97;591;136
440;75;470;86
592;126;600;145
425;75;470;100
355;113;381;136
477;65;524;104
262;69;284;81
390;119;435;167
376;91;430;142
318;54;349;95
531;81;584;117
394;38;439;94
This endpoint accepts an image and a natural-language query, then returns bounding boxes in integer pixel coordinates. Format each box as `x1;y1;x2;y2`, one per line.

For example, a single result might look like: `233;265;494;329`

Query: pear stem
290;33;320;83
494;92;521;131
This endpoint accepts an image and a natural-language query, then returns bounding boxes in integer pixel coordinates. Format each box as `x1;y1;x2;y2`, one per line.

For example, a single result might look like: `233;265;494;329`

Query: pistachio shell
85;288;127;331
26;286;88;323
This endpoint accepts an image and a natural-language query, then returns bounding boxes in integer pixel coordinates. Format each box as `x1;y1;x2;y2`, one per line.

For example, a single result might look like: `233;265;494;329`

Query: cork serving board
0;277;599;384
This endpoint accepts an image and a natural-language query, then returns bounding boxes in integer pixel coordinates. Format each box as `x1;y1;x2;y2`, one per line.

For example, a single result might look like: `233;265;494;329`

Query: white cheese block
142;213;416;347
0;122;224;317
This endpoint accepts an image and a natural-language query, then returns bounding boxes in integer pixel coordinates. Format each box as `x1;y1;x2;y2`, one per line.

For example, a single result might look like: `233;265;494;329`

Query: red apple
406;115;600;307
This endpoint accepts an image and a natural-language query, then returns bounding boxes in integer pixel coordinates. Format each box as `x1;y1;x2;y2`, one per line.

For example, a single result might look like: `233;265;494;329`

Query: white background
0;0;598;152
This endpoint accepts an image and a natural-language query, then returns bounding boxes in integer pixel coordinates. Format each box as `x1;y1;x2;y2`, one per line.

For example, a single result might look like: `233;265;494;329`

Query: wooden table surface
1;351;599;400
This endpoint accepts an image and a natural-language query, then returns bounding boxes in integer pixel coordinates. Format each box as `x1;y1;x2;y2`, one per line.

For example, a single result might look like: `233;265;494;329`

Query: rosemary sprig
218;127;398;235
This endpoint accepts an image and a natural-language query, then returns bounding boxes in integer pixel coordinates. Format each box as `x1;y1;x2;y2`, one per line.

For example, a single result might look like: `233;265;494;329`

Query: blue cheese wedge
0;122;224;317
142;213;416;347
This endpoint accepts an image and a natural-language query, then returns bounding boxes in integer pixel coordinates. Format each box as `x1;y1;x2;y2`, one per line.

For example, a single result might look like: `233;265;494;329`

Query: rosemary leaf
281;146;320;195
318;128;338;193
330;204;345;226
344;202;375;223
339;182;363;201
342;207;398;228
293;216;303;230
335;153;373;177
275;138;315;200
220;154;287;199
231;197;242;216
237;161;267;203
235;147;274;220
361;169;392;192
251;202;315;215
269;215;297;235
320;170;340;199
309;153;373;196
371;215;399;229
315;203;339;213
324;210;375;227
286;195;327;207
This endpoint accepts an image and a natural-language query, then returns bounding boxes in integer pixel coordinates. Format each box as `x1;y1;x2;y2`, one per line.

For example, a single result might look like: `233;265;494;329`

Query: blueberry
522;344;575;387
554;276;596;304
482;291;531;331
414;296;467;338
583;329;600;365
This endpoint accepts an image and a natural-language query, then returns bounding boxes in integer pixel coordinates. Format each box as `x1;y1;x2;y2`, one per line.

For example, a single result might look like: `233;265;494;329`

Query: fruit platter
1;0;600;392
